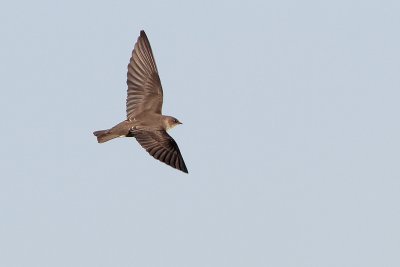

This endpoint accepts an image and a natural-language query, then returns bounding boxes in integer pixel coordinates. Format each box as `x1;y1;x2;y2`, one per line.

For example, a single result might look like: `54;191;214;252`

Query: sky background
1;0;400;266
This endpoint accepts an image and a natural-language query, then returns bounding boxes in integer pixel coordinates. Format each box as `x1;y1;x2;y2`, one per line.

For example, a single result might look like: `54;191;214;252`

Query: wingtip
180;160;189;174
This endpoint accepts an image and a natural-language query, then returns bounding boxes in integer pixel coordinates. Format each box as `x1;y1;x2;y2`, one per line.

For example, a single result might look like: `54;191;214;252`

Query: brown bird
93;30;188;173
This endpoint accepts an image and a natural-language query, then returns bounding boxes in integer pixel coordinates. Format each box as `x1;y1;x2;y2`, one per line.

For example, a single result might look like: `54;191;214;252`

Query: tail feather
93;130;120;143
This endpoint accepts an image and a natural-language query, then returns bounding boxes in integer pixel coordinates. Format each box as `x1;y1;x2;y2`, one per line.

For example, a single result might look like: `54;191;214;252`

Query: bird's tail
93;130;120;143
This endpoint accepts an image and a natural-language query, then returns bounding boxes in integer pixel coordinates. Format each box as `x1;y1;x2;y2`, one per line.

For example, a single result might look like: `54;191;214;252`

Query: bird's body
93;31;188;173
94;114;178;142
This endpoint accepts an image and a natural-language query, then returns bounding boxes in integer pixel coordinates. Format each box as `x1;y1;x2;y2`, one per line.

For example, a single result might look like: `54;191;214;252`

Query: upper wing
132;129;188;173
126;31;163;119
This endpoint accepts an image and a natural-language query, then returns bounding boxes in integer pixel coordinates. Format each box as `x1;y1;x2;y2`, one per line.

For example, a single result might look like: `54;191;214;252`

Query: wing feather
126;31;163;119
131;129;188;173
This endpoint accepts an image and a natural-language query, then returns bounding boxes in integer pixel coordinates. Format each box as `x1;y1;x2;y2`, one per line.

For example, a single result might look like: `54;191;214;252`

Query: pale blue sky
1;0;400;266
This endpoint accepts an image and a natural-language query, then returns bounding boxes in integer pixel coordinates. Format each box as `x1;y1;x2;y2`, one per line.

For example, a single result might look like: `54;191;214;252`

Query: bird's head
164;116;182;131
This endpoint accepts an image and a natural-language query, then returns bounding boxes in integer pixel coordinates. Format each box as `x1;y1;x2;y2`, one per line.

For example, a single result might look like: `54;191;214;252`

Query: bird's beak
178;121;183;125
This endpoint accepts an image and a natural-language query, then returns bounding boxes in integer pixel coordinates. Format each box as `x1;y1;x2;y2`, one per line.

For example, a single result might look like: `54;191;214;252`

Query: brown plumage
93;31;188;173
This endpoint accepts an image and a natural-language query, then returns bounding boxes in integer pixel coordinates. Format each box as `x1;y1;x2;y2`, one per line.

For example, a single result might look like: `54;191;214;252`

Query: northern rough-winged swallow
93;31;188;173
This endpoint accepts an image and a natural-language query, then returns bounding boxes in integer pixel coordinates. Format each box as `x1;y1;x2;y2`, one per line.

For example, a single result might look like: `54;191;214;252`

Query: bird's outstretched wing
126;31;163;119
131;129;188;173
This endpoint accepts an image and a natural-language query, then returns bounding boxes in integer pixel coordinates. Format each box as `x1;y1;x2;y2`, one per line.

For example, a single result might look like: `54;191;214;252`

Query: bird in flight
93;31;188;173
